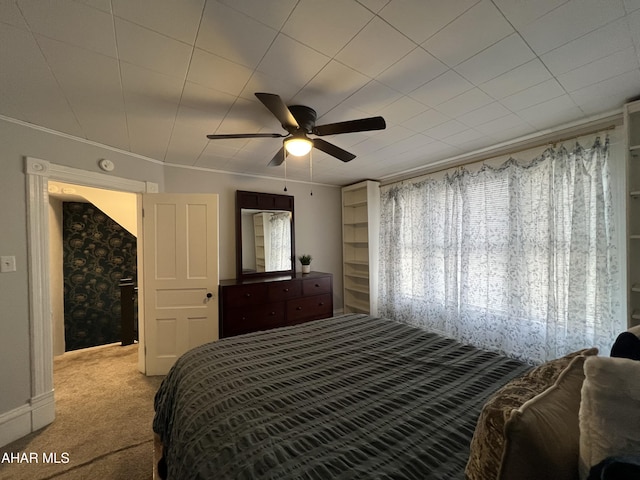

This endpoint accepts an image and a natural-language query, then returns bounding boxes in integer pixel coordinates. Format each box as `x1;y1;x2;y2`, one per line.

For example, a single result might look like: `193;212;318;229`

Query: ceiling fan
206;93;386;166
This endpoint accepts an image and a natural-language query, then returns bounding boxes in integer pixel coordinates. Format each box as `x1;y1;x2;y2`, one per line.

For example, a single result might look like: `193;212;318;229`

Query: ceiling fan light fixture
284;136;313;156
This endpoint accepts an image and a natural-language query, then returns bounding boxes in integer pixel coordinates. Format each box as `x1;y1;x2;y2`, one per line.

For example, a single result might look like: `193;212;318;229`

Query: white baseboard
0;390;55;448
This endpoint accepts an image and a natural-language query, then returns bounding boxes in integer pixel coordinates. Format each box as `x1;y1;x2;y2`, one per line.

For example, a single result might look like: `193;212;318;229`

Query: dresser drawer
302;275;332;296
287;293;332;323
223;283;267;306
267;279;302;301
222;303;285;337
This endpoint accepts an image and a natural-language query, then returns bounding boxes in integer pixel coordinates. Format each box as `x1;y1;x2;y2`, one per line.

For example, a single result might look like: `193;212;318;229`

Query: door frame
24;157;157;432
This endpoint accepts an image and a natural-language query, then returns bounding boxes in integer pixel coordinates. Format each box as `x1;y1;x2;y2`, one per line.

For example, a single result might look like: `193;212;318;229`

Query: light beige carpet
0;343;164;480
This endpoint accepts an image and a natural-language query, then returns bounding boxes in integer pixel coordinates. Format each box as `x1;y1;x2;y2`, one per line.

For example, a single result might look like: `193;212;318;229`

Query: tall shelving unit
626;99;640;328
342;180;380;315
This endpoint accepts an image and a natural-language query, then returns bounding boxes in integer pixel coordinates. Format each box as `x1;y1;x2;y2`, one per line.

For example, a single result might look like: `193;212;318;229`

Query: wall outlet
1;255;16;273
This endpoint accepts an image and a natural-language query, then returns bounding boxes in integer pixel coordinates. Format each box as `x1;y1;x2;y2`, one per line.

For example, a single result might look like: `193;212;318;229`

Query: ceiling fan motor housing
287;105;317;133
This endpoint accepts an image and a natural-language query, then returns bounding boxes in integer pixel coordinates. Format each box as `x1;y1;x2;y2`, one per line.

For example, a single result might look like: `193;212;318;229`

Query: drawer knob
315;283;320;287
244;293;252;297
269;311;276;316
283;288;289;292
296;306;303;311
319;302;324;306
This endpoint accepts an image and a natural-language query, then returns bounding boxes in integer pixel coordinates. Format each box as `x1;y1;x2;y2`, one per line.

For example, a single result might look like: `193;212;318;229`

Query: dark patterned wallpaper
63;202;137;351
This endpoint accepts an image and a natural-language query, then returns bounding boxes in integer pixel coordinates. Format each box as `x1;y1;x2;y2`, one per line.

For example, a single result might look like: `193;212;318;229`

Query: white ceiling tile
455;33;535;85
492;0;569;29
216;0;298;30
282;0;372;57
487;122;537;143
423;119;468;140
541;17;634;76
37;35;129;149
409;70;473;106
115;19;192;79
378;96;429;125
0;24;83;136
569;69;640;108
188;48;253;96
164;106;217;165
519;0;627;54
18;0;117;57
357;0;391;13
474;113;532;136
377;47;448;94
516;94;583;129
403;108;450;132
75;0;112;13
500;79;566;111
422;0;514;67
180;82;236;119
557;47;639;92
113;0;204;44
257;34;330;92
340;80;403;116
480;59;553;99
121;62;184;105
335;16;415;77
435;88;493;118
443;127;486;146
457;101;512;127
239;72;302;103
291;61;370;117
625;0;640;12
627;10;640;59
379;0;479;44
0;1;29;29
196;1;278;69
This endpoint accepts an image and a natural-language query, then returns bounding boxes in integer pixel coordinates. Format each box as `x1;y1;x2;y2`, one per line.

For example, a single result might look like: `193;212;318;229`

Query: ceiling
2;0;639;186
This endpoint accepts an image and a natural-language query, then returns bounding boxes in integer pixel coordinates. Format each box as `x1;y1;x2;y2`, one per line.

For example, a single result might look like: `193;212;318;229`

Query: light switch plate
1;256;16;272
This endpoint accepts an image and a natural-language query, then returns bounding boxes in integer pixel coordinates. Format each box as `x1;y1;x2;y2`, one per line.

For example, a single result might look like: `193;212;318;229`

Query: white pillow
578;356;640;479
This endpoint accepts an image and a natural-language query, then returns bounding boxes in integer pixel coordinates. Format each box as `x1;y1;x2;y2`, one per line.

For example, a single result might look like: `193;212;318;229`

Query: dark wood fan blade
206;133;285;139
313;116;386;136
313;138;356;162
268;146;286;166
255;93;299;131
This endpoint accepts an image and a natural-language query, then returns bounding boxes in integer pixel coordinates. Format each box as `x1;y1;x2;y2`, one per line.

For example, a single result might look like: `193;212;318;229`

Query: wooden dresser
219;272;333;338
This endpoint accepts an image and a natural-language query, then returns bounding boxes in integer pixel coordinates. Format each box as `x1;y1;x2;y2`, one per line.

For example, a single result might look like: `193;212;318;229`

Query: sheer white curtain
267;212;291;271
379;137;622;363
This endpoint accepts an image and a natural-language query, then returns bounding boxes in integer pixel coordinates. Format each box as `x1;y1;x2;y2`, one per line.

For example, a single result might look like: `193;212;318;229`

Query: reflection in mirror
235;190;295;280
241;209;292;273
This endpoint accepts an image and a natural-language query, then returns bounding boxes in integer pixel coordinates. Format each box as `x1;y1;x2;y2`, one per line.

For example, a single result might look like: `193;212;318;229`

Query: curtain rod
379;111;622;186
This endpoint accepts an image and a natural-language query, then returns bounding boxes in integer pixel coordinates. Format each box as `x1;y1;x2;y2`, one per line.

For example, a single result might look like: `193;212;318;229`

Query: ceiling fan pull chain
283;150;288;192
309;150;313;196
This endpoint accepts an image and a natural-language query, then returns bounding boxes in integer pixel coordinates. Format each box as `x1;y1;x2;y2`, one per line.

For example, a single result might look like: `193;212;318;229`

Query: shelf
630;191;640;198
345;272;369;280
630;235;640;240
346;284;369;295
344;241;368;247
630;144;640;154
343;200;367;208
345;299;370;313
631;284;640;293
343;221;368;227
344;259;369;265
632;311;640;321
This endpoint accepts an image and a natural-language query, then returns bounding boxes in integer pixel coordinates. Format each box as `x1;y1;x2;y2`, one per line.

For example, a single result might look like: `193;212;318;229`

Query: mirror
236;191;295;280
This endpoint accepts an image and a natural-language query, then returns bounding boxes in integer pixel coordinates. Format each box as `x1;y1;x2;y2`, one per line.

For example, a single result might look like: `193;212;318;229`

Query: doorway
24;157;156;433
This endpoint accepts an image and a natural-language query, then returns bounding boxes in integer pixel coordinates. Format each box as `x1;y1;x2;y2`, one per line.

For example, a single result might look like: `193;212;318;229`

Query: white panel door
142;193;219;375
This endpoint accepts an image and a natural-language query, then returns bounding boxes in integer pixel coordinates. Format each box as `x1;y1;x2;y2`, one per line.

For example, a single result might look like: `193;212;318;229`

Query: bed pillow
578;356;640;480
498;354;588;480
465;348;598;480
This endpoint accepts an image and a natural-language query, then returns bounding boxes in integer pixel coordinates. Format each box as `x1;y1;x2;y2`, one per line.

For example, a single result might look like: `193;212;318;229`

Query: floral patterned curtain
379;137;622;363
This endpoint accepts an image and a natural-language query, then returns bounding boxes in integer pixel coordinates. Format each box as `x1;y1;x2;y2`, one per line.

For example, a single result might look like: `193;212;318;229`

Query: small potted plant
298;254;312;274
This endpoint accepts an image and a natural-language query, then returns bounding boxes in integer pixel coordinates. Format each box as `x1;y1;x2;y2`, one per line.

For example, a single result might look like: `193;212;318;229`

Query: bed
153;313;531;479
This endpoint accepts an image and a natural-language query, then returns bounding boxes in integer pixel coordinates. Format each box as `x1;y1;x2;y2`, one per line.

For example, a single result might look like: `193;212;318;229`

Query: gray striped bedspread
153;314;530;479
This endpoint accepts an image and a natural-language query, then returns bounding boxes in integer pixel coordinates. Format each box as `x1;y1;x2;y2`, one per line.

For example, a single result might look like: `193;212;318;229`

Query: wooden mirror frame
235;190;295;280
